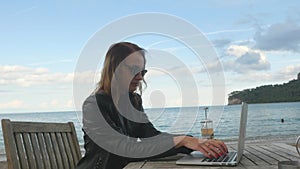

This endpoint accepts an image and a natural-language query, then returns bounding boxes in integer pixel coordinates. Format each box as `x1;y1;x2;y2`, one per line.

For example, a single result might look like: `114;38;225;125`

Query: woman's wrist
174;135;200;148
173;135;187;148
174;135;209;148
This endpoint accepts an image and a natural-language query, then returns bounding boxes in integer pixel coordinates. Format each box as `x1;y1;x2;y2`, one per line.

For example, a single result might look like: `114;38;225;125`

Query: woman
76;42;228;169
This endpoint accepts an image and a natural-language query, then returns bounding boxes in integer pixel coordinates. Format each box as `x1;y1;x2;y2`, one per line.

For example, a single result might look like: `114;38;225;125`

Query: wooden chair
1;119;81;169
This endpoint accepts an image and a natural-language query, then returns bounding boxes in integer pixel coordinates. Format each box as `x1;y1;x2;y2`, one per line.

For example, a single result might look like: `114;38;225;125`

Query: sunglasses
124;64;147;77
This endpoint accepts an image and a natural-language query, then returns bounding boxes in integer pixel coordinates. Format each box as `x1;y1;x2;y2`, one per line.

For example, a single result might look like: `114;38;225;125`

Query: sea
0;102;299;154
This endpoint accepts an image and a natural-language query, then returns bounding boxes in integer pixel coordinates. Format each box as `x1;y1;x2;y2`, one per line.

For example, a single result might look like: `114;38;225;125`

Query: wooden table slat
246;145;277;165
270;143;300;158
257;145;284;161
265;144;298;160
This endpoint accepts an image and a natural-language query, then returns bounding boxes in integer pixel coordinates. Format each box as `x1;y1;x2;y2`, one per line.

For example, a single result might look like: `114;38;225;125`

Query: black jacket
75;92;192;169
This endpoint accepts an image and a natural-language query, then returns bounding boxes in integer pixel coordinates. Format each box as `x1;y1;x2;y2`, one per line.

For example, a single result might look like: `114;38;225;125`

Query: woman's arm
133;93;228;159
83;94;181;159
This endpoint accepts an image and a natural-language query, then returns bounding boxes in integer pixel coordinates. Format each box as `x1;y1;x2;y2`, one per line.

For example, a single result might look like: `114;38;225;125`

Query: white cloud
225;45;270;73
28;59;73;66
233;72;272;82
226;45;250;57
0;100;25;109
67;99;75;108
0;65;40;73
40;99;75;110
230;64;300;86
278;64;300;79
194;62;224;74
280;64;300;74
73;70;101;85
254;21;300;52
50;100;59;106
0;65;101;87
205;28;254;35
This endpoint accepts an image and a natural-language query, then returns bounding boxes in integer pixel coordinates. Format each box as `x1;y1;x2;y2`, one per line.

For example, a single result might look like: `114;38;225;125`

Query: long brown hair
95;42;146;95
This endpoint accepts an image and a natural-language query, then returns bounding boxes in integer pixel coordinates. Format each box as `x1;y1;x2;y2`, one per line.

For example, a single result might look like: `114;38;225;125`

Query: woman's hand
174;136;228;158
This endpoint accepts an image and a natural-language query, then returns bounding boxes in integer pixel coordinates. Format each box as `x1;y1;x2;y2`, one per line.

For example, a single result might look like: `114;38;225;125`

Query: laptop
176;102;248;166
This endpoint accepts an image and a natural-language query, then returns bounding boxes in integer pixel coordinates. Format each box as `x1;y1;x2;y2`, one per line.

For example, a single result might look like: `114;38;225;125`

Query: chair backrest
1;119;81;169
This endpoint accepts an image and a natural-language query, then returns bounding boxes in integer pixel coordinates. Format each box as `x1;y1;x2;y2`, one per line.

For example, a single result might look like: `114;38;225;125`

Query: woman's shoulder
83;91;112;106
94;91;113;105
95;90;110;98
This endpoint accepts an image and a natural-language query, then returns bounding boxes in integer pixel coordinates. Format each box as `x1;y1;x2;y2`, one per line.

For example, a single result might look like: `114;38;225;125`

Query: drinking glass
200;119;214;139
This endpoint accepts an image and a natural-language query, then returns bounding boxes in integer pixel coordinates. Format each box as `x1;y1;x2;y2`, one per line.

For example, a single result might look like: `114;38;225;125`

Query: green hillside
228;78;300;105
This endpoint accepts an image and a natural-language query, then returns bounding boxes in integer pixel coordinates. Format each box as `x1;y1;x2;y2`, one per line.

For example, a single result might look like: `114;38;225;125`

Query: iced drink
201;119;214;139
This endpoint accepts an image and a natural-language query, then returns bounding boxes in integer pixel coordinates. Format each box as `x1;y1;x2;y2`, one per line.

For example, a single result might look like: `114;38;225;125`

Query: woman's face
121;53;145;92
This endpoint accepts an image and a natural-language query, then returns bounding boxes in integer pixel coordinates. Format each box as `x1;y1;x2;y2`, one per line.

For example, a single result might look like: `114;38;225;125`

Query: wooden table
125;142;300;169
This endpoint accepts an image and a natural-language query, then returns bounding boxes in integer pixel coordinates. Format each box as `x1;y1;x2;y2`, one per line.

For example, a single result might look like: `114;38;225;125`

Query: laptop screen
237;102;248;162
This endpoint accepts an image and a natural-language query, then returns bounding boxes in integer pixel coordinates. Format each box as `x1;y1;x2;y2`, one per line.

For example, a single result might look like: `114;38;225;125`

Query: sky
0;0;300;113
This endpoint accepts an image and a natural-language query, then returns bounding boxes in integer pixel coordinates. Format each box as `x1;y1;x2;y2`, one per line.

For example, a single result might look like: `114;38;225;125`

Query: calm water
0;102;299;152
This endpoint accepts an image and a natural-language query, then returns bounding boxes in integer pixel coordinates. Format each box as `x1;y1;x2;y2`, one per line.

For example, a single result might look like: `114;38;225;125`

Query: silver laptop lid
236;102;248;162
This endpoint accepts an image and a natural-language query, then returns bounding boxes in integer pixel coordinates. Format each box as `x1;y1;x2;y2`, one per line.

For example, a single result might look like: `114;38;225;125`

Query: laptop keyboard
202;152;237;162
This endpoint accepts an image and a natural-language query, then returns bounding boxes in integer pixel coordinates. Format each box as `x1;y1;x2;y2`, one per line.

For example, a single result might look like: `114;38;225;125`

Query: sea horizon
1;100;299;115
0;101;299;156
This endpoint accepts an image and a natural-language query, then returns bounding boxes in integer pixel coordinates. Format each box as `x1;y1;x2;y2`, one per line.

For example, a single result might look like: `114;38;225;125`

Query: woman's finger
201;143;219;158
210;140;227;154
197;146;211;158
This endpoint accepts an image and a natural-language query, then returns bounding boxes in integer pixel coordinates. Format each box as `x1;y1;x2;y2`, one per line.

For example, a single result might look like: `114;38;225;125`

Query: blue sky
1;0;300;113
